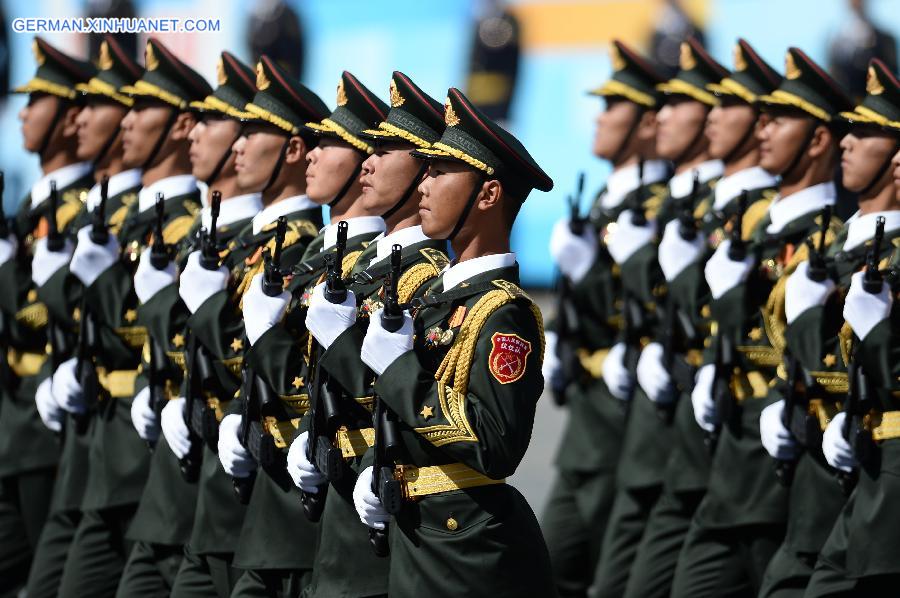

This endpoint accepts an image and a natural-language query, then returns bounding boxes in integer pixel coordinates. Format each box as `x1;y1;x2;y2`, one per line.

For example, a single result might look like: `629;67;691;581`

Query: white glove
31;237;73;287
601;342;633;401
636;342;675;403
134;247;176;304
306;283;358;350
606;210;656;265
692;364;716;432
361;308;414;376
785;261;836;324
51;357;84;414
243;273;290;346
160;397;191;459
0;235;18;267
218;414;257;478
843;271;893;341
759;399;797;460
69;225;120;287
179;251;229;314
286;430;327;492
353;465;390;530
130;386;160;442
549;219;596;283
658;219;704;282
35;377;64;432
542;331;561;387
704;240;754;300
822;412;857;473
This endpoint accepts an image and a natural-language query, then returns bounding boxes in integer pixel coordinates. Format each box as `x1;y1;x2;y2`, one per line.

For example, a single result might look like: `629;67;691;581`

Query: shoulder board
107;204;131;234
162;214;195;245
490;279;532;303
182;200;201;217
643;184;668;221
419;247;449;271
56;200;84;232
741;197;774;240
692;197;711;220
62;188;88;205
120;191;138;206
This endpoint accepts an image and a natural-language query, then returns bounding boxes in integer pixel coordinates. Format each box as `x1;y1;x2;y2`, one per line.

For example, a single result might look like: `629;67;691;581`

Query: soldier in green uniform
281;71;448;598
350;86;556;597
228;70;388;596
0;36;93;598
542;40;667;598
671;48;851;597
623;38;780;598
801;62;900;598
153;50;262;598
589;38;726;598
113;37;209;597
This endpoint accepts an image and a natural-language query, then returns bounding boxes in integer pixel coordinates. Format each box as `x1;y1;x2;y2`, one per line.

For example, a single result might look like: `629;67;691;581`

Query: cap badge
733;44;747;72
145;42;159;72
255;62;270;91
680;42;696;71
444;97;460;126
610;44;626;72
216;57;227;86
98;40;113;71
866;66;884;95
336;79;348;106
32;39;45;66
390;79;405;108
785;51;801;80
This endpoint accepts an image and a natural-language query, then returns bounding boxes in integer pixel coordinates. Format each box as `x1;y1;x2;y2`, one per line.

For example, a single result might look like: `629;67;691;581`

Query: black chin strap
205;129;244;186
610;107;645;166
722;109;759;164
37;98;68;160
262;136;292;193
445;174;485;242
780;121;819;181
142;108;180;171
327;160;364;209
858;140;900;196
382;162;428;220
673;109;711;166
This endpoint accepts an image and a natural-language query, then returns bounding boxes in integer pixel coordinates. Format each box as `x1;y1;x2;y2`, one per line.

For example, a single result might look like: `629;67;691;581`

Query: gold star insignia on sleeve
230;338;244;352
420;404;434;420
292;376;304;389
124;309;137;323
27;290;37;303
73;307;81;322
823;354;837;367
748;327;763;341
171;333;185;348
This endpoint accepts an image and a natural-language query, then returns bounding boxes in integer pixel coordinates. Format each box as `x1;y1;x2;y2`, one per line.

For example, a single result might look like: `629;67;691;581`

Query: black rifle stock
149;192;170;270
199;190;221;270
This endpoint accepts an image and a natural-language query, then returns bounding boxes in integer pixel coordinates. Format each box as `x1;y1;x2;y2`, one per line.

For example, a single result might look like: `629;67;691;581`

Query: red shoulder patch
488;332;532;385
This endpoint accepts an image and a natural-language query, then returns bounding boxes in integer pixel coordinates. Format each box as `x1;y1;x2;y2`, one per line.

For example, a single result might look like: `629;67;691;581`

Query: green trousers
116;541;184;597
171;547;241;598
233;568;312;598
0;468;55;598
57;505;136;598
25;508;81;598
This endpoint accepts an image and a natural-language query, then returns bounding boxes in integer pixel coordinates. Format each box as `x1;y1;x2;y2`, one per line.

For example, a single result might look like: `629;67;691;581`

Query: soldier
588;38;725;598
802;62;900;598
283;71;449;598
152;50;263;597
351;87;557;597
112;37;209;596
0;36;94;598
671;48;851;597
623;39;780;598
230;70;388;595
543;40;668;598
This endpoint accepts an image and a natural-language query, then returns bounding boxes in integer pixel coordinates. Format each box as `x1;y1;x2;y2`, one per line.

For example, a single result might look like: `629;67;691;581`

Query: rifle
149;192;170;269
805;205;832;282
677;172;699;241
46;180;64;252
631;157;648;226
0;172;8;239
145;193;169;451
199;190;221;270
232;216;288;504
89;175;110;245
301;221;349;522
552;172;586;405
369;244;405;556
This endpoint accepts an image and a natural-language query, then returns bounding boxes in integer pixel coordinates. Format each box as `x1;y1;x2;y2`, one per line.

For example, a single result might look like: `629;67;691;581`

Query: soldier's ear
636;109;658;142
476;178;503;213
170;112;198;141
60;104;81;138
284;135;308;164
808;123;836;161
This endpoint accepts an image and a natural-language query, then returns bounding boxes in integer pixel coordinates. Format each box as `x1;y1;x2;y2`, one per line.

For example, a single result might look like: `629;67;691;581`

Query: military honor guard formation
0;31;897;598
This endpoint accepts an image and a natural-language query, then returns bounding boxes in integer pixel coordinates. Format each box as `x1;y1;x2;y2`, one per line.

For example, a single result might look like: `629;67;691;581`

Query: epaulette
108;192;137;234
491;279;533;303
183;200;201;217
162;214;195;245
643;183;668;220
741;196;775;240
57;187;89;232
419;247;449;271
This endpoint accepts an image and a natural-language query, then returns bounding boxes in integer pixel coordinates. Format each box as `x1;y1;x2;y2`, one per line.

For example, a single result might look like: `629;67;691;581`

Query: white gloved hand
51;357;84;414
134;247;176;304
69;225;120;287
160;397;191;459
31;237;73;287
542;331;561;387
658;219;704;282
822;412;857;473
636;342;675;403
606;210;656;265
0;235;18;267
130;386;159;442
843;271;893;341
35;377;64;432
602;342;634;401
306;283;358;350
243;273;290;346
353;465;390;530
286;431;327;492
759;399;797;460
692;364;716;432
361;308;414;376
218;414;257;478
785;261;836;324
179;251;229;314
704;240;755;300
549;219;596;283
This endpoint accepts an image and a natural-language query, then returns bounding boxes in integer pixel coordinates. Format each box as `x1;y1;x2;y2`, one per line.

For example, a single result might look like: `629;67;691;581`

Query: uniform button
446;517;458;531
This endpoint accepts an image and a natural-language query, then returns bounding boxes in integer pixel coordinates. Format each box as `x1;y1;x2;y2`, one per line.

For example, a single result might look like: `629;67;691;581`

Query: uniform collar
441;252;517;291
86;168;142;211
601;160;669;209
668;159;723;199
252;195;319;234
31;162;93;208
843;210;900;251
201;192;263;230
137;174;198;213
766;182;836;234
370;225;431;266
713;166;778;210
322;215;385;250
